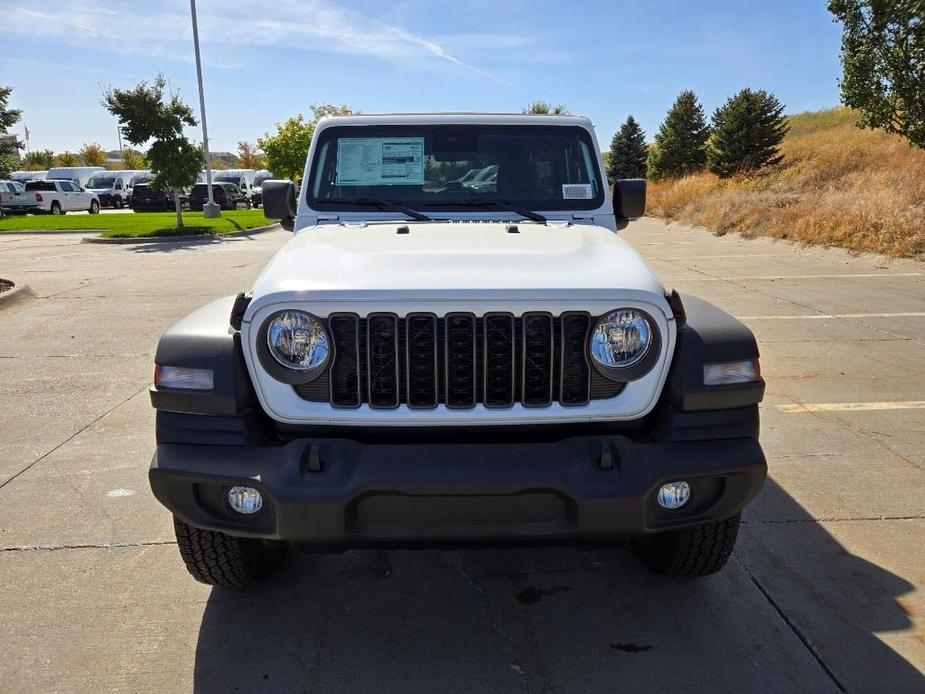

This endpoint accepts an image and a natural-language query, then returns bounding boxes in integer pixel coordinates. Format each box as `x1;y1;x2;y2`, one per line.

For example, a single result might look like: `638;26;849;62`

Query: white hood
249;221;666;307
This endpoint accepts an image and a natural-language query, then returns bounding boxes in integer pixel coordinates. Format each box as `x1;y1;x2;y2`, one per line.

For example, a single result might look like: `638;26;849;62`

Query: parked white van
46;167;106;188
212;169;258;204
10;170;47;184
86;170;137;208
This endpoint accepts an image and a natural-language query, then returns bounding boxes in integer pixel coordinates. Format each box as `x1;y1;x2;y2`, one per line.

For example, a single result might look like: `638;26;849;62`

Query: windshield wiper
322;197;431;221
429;199;547;224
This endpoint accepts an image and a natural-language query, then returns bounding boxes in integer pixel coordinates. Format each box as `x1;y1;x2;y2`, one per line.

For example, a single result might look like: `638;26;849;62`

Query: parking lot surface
0;219;923;693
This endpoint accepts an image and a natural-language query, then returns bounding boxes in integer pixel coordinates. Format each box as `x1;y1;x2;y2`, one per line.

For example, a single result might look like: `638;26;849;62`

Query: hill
646;107;925;259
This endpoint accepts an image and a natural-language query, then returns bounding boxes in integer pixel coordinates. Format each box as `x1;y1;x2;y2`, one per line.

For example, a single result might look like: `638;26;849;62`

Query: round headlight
590;309;654;372
266;310;329;371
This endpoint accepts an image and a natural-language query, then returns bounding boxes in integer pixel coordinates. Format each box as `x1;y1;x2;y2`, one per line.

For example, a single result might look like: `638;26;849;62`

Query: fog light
657;481;691;509
228;486;263;514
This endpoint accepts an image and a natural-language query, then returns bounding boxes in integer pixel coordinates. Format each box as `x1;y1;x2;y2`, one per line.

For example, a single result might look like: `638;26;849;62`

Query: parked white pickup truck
3;179;101;215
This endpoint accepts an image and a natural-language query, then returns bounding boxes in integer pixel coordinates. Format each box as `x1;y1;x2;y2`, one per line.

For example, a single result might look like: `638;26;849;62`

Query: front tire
173;517;288;586
632;514;740;578
89;200;100;214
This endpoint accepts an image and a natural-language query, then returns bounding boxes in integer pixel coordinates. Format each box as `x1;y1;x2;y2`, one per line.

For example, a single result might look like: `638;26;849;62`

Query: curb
1;229;105;235
0;279;35;309
80;223;281;244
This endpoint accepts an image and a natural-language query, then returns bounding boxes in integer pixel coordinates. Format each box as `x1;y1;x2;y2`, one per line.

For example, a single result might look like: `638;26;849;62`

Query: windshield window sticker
562;183;593;199
336;137;425;185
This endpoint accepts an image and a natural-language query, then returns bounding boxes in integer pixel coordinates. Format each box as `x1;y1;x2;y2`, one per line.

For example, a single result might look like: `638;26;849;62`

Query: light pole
190;0;220;218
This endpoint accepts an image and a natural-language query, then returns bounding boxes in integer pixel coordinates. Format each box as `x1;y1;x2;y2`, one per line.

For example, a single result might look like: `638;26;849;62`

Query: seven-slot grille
295;312;626;409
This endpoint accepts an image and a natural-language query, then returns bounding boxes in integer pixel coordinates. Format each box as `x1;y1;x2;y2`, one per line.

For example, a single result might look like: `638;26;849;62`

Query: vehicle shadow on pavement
192;478;921;693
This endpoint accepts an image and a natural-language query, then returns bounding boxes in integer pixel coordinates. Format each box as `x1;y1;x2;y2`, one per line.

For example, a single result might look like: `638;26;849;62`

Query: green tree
104;75;202;228
828;0;925;148
23;149;54;170
646;90;710;180
0;86;24;179
707;89;788;177
258;104;356;181
522;100;569;114
607;115;648;181
79;142;108;167
54;151;79;167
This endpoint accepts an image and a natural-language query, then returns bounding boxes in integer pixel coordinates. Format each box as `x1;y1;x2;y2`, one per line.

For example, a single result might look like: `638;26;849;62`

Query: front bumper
150;435;766;546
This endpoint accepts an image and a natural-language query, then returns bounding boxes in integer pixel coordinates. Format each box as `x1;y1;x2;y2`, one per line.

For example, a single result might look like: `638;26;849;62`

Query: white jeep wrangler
149;114;766;586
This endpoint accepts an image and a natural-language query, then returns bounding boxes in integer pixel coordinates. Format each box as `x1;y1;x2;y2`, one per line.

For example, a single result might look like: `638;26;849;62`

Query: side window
115;180;123;190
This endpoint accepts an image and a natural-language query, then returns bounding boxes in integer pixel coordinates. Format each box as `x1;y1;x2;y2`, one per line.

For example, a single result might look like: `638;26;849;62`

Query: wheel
631;514;740;578
114;196;124;209
89;200;100;214
173;517;288;586
50;202;62;215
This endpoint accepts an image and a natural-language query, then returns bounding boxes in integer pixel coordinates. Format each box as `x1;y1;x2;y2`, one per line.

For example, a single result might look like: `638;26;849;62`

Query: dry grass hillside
647;107;925;259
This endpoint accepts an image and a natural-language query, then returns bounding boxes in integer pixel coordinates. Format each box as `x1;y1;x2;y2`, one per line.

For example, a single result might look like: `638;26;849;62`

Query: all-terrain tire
173;517;288;586
632;513;740;578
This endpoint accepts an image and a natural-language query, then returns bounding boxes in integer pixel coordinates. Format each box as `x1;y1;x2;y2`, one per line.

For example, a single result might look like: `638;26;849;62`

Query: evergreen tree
607;115;648;181
707;88;788;177
646;90;709;180
0;86;24;179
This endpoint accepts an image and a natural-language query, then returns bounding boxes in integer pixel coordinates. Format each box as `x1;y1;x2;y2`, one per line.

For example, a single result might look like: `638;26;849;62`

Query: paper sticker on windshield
562;183;593;199
336;137;424;185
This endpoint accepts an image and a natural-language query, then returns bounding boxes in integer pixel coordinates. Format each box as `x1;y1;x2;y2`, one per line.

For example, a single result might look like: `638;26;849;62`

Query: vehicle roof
315;113;594;128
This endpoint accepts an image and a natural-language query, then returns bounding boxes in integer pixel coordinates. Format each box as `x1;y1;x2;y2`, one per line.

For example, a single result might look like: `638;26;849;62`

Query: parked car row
4;167;276;215
1;179;101;214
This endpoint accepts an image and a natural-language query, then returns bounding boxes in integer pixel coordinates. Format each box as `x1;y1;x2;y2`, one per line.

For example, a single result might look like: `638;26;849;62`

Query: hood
249;221;666;304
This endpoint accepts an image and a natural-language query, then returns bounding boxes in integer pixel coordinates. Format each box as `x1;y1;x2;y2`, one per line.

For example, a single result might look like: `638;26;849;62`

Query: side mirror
262;180;297;231
612;179;646;223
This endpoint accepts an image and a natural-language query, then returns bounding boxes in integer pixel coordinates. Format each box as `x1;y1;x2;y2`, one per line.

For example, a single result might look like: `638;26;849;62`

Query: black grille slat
444;313;477;408
367;314;399;408
560;312;592;406
406;314;438;408
483;313;515;408
522;312;554;406
328;314;361;408
299;312;619;409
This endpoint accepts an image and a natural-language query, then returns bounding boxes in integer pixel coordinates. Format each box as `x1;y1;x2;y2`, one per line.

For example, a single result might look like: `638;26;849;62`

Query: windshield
308;124;604;212
87;177;116;188
214;174;241;185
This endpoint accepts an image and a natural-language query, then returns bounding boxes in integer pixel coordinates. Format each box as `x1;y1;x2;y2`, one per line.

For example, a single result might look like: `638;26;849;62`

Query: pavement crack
734;555;848;693
742;515;924;524
0;383;151;492
1;539;176;553
442;551;529;692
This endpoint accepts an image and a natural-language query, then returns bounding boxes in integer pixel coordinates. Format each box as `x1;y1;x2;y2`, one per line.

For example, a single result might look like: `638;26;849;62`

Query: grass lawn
0;209;274;238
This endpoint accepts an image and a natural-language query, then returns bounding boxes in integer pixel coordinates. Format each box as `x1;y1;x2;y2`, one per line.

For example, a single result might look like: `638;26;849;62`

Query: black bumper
150;434;766;546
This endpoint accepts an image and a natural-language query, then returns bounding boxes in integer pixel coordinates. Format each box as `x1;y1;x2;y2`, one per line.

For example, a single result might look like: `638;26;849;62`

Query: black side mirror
612;179;646;222
262;180;297;231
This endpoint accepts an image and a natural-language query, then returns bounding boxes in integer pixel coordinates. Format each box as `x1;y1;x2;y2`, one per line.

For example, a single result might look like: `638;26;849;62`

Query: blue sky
0;0;844;155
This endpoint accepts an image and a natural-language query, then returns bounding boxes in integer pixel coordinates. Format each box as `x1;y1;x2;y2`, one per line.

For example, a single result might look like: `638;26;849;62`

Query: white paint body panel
240;114;675;426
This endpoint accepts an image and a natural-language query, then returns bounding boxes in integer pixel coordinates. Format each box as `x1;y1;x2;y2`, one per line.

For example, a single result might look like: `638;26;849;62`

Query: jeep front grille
294;312;625;409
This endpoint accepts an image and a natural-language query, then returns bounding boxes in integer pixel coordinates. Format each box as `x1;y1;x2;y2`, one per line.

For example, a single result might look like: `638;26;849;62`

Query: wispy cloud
0;0;523;87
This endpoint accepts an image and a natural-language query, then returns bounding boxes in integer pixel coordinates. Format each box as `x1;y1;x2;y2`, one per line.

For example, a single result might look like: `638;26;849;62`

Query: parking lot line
738;312;925;320
682;272;924;281
777;401;925;413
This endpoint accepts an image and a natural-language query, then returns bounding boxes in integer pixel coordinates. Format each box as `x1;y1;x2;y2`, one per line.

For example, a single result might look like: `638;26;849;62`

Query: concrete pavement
0;219;922;692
